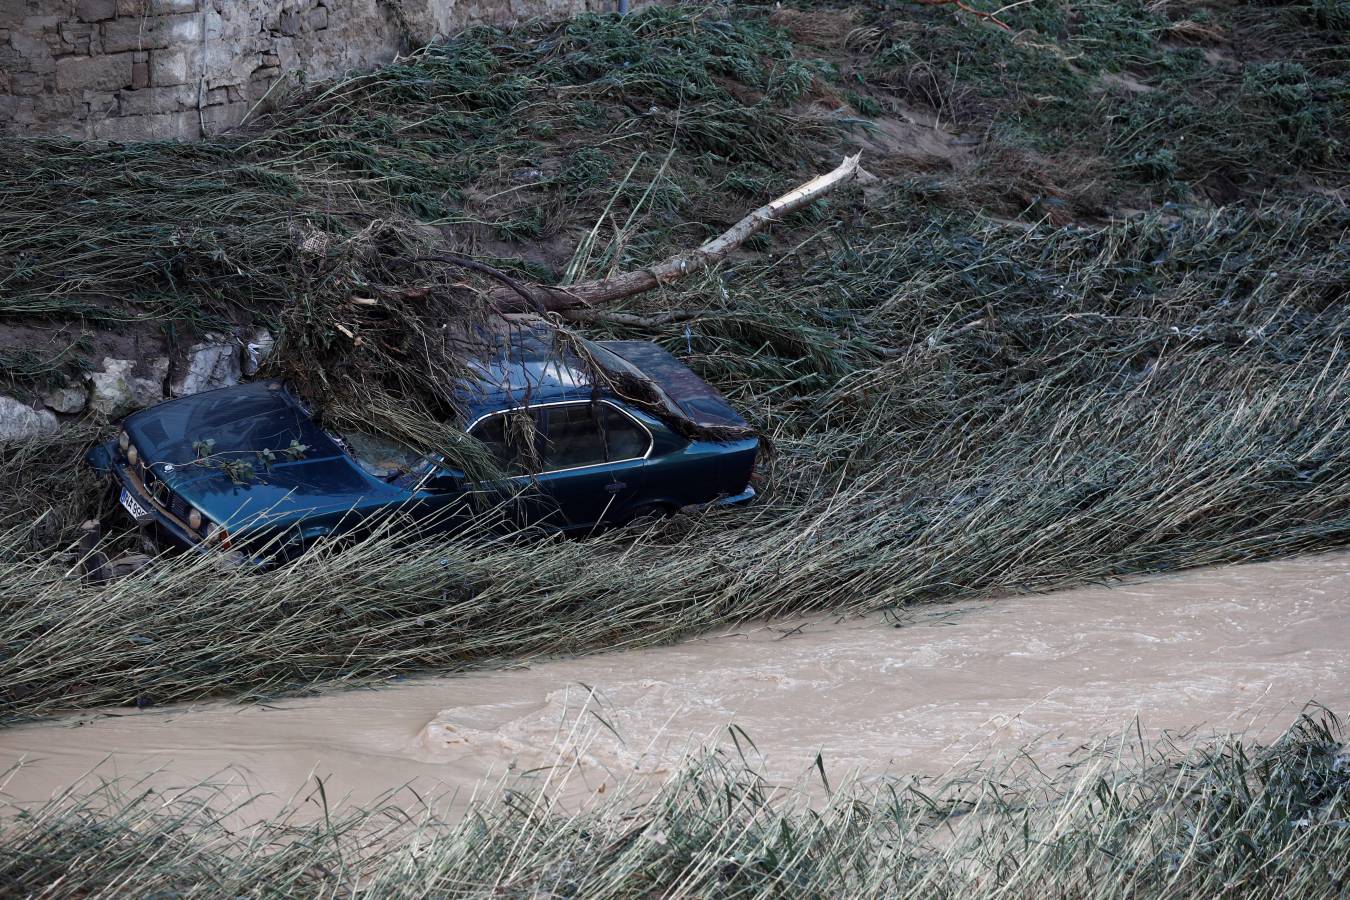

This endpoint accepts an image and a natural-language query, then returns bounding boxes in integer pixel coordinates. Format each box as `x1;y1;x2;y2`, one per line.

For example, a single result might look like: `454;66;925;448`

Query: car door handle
605;481;627;493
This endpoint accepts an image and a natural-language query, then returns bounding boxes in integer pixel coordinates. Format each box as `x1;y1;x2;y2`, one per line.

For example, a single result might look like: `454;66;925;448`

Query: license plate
120;487;154;523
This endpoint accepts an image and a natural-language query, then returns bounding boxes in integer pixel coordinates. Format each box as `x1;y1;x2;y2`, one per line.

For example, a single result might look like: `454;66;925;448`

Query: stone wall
1;0;619;141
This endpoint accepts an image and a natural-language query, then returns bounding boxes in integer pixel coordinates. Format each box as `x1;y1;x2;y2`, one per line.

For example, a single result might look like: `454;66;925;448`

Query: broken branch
560;309;704;329
490;153;865;314
913;0;1013;31
404;252;547;314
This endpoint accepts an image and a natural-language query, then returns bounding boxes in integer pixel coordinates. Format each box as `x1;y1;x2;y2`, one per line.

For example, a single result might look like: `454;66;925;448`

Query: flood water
2;552;1348;820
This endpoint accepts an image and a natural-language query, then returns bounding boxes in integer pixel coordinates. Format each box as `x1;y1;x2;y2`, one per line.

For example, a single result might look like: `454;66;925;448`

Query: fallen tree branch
913;0;1013;31
402;252;546;314
560;309;704;329
490;153;865;314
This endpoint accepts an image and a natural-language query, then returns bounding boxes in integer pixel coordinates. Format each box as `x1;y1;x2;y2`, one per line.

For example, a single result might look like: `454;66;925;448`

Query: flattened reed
1;5;1349;889
2;709;1346;897
0;3;1347;719
2;199;1348;720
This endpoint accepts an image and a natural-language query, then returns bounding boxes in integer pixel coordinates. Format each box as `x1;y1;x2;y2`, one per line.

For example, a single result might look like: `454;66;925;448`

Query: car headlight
188;509;203;531
118;431;130;452
126;445;139;466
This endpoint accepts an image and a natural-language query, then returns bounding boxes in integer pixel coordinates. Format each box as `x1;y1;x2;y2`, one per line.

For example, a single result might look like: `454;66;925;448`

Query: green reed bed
2;196;1348;720
0;3;1347;718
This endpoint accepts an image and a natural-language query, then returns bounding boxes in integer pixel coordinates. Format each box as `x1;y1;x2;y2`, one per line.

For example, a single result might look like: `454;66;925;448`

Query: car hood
122;381;403;531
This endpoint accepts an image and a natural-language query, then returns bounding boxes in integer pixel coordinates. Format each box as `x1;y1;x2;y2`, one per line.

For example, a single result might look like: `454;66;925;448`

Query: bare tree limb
490;153;865;314
913;0;1013;31
404;252;547;314
559;308;705;329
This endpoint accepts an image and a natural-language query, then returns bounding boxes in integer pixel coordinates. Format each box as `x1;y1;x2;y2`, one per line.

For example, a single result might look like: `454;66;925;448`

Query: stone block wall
1;0;621;141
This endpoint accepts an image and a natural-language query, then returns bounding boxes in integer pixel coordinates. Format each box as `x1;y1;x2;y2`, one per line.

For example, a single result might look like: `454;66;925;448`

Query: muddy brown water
3;552;1348;821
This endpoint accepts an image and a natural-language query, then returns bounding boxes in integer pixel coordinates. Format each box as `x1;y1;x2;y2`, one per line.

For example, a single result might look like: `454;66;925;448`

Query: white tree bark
490;154;865;314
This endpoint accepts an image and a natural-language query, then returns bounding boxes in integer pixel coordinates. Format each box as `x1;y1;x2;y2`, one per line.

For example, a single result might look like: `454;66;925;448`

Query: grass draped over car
1;709;1347;897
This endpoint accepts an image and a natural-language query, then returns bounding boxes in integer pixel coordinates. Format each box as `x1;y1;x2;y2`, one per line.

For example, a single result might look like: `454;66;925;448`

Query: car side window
540;403;649;471
467;410;537;476
597;405;650;461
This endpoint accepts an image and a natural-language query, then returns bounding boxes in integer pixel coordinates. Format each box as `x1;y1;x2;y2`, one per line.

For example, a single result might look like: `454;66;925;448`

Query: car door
531;400;651;530
459;407;547;529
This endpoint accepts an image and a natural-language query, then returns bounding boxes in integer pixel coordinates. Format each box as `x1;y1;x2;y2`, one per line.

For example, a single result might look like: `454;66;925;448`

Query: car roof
452;316;605;419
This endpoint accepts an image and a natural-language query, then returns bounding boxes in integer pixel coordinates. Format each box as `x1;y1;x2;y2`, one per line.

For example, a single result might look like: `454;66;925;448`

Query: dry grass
0;0;1345;722
2;197;1348;720
0;4;1348;892
1;709;1346;897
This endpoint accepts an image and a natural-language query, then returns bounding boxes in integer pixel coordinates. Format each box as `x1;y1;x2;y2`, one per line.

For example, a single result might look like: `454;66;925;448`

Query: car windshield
330;430;434;483
129;386;333;464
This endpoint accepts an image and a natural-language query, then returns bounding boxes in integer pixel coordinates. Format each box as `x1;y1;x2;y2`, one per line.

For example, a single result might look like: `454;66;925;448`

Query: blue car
88;329;758;557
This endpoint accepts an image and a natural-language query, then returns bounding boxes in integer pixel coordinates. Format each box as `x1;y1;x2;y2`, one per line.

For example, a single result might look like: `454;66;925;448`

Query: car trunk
596;341;748;429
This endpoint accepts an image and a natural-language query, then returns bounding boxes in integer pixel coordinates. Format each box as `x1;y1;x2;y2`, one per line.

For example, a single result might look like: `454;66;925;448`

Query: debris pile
0;1;1346;711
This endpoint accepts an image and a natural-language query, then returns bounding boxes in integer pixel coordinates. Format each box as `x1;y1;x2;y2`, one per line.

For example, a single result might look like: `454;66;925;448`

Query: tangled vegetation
1;2;1348;893
0;2;1347;714
1;0;1345;404
2;709;1347;897
2;194;1349;719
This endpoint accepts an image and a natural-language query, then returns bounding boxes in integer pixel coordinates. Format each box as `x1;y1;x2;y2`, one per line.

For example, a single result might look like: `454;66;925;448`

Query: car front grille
138;462;195;527
168;493;193;522
141;465;171;506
